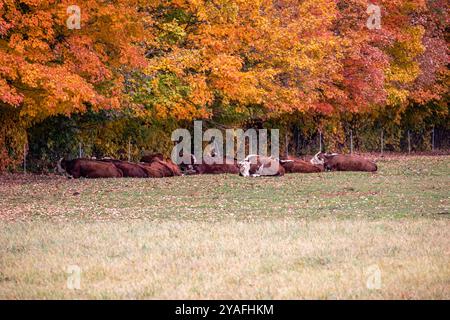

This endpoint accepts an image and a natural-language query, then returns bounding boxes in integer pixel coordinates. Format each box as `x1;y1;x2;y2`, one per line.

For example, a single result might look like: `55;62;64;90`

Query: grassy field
0;155;449;299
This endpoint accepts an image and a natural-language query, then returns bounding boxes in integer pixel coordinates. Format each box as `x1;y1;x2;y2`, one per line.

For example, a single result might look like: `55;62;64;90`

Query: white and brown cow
238;155;285;177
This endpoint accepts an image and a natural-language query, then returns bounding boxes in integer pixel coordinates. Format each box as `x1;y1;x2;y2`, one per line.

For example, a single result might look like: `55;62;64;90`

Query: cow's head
310;152;339;166
237;155;258;177
56;158;66;173
310;152;325;165
177;153;198;174
237;160;251;177
56;158;73;178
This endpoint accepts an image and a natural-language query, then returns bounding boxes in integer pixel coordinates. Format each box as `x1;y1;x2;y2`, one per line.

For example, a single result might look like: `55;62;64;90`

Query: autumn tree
136;0;345;121
0;0;149;169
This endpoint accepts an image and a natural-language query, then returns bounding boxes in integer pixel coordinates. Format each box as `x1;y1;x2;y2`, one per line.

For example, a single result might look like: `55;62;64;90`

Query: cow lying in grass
238;154;324;177
310;152;377;172
238;155;285;177
140;154;182;177
194;155;240;175
57;158;123;179
177;153;240;175
279;156;324;173
58;156;181;179
100;159;148;178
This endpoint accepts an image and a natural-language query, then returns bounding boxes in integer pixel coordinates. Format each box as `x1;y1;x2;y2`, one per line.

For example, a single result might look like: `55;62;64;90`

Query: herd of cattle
56;152;377;179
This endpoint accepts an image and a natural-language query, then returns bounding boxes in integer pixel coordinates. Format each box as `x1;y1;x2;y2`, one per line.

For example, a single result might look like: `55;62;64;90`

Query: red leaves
314;102;335;115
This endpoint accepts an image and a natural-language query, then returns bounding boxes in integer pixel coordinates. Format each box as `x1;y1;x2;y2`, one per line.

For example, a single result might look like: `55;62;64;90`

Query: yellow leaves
386;26;425;85
404;26;425;57
148;48;202;78
208;54;264;105
139;1;340;117
386;87;409;107
386;63;421;84
157;20;187;46
156;1;345;116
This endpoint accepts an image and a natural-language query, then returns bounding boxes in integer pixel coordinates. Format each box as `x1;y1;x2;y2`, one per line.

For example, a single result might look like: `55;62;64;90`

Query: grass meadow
0;155;449;299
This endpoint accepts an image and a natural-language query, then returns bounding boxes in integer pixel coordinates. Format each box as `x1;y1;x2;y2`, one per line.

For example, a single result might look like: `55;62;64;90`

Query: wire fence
21;125;450;173
288;127;449;156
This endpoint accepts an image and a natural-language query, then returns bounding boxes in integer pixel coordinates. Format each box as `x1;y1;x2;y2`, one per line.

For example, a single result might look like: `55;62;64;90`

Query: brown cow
174;153;239;175
238;155;285;177
140;153;164;163
139;157;182;177
138;161;165;178
100;159;148;178
311;152;377;172
193;156;240;175
279;156;324;173
57;158;123;179
160;158;183;176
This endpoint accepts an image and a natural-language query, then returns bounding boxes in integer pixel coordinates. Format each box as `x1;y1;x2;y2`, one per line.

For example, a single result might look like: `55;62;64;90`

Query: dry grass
0;155;449;299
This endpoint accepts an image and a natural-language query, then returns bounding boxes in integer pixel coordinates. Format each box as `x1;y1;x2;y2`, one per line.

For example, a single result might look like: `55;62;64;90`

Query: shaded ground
0;155;449;299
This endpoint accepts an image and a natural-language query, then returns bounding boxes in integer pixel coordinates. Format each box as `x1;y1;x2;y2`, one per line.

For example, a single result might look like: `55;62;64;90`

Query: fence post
380;130;384;156
432;127;435;152
319;130;322;152
23;143;27;174
350;130;354;155
285;133;289;157
128;139;131;162
79;142;82;158
407;130;411;155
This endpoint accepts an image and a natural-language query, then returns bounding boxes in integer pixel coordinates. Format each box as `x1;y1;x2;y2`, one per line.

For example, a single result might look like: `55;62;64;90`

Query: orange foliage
1;0;446;122
0;0;148;123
